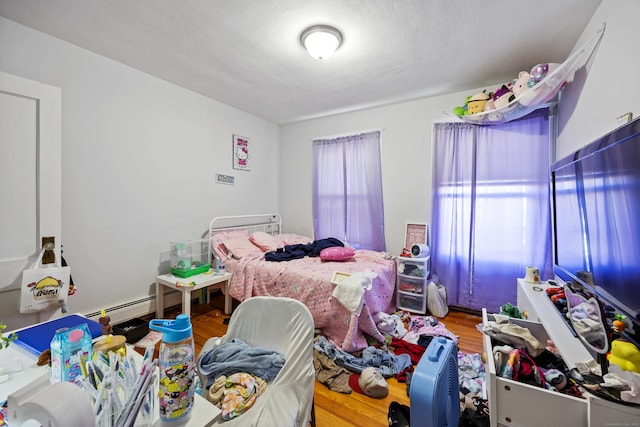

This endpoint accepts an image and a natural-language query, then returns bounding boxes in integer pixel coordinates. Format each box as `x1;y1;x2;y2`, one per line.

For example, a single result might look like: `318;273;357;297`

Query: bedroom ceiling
0;0;602;125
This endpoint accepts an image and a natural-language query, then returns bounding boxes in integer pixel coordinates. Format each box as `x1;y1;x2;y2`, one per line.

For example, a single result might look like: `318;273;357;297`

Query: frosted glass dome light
301;25;342;60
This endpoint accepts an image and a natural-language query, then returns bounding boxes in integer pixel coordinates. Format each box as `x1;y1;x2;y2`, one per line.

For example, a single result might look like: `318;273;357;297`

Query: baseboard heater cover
84;289;182;325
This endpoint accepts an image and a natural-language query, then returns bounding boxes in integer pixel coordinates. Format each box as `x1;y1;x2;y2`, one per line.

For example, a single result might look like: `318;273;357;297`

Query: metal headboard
208;214;282;238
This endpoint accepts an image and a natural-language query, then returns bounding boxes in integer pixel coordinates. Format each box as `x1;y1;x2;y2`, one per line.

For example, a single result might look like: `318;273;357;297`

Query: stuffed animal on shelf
483;97;496;111
466;91;492;114
492;85;515;109
607;339;640;373
511;71;532;98
529;63;561;86
453;95;472;116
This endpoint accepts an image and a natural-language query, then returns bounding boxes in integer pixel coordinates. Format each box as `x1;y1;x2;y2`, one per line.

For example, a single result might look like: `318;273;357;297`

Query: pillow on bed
277;233;313;246
210;229;248;260
320;246;355;261
223;236;262;259
249;231;281;252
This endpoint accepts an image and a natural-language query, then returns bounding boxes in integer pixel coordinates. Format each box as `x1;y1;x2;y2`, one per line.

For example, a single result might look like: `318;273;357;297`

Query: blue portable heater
409;336;460;427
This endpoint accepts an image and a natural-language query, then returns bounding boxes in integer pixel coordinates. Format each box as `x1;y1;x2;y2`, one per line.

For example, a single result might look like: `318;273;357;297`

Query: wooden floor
153;291;485;427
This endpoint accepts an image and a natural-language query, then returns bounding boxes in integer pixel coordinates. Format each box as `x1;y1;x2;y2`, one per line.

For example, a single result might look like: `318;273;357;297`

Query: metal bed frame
206;214;282;261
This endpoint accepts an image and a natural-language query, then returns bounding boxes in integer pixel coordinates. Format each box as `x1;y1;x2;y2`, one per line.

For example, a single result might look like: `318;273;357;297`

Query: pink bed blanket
226;250;396;352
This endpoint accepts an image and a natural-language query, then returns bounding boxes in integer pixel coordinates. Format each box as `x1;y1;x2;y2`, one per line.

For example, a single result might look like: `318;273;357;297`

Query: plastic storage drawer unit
396;256;430;314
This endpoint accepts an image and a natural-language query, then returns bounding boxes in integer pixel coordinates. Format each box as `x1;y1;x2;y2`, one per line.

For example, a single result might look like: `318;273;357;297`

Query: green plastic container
170;263;211;278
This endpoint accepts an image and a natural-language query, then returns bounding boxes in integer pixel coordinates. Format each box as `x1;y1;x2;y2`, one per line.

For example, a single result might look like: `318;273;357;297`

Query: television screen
552;117;640;327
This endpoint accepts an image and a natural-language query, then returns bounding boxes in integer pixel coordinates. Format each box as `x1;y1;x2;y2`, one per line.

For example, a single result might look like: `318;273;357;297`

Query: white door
0;71;61;330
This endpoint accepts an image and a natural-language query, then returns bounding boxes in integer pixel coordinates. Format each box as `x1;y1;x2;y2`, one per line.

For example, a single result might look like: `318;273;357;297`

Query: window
312;130;385;251
431;110;553;311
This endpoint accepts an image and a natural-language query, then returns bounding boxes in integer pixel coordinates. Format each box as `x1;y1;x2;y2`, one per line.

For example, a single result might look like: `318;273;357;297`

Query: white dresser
481;278;640;427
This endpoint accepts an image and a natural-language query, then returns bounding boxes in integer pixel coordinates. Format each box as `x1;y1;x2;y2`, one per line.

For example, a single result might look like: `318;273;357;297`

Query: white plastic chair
197;296;316;426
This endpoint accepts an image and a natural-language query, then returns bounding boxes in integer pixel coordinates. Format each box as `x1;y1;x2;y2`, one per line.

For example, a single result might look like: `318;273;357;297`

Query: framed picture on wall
233;134;251;171
405;223;428;250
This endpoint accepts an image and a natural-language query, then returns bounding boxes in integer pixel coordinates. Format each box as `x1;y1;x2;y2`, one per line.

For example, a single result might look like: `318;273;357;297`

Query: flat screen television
552;117;640;339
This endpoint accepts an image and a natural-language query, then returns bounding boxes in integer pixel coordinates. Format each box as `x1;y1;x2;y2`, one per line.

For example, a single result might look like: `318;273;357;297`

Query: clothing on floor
313;349;353;394
390;337;426;365
313;335;411;378
403;315;459;344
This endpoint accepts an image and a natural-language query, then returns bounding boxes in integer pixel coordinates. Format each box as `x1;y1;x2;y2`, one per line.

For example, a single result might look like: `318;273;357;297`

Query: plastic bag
19;248;70;313
427;278;448;318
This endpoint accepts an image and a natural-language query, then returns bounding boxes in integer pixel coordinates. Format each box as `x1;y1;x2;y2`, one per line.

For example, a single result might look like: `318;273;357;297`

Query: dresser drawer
481;309;588;427
397;291;426;314
397;275;425;294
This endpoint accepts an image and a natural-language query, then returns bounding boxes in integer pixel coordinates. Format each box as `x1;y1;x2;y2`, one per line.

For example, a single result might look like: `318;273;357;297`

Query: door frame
0;71;61;327
1;71;62;269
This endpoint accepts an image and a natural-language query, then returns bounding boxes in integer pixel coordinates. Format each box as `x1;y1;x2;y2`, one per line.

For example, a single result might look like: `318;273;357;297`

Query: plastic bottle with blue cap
50;323;92;385
149;313;196;422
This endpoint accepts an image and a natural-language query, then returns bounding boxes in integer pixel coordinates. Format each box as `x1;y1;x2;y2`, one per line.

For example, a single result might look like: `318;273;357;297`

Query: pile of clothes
196;339;285;421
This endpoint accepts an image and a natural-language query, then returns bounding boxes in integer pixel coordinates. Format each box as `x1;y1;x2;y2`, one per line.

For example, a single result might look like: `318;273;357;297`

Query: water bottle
149;314;196;422
215;256;225;273
50;323;92;385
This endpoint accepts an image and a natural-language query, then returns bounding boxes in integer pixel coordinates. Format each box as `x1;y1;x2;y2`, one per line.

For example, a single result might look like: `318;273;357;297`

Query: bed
208;214;397;352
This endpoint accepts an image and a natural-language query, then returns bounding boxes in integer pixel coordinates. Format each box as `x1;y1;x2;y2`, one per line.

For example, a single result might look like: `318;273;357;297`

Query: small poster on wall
233;134;251;171
405;223;428;250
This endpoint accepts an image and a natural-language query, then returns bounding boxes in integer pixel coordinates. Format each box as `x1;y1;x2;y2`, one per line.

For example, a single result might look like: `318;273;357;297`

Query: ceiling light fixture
300;25;342;60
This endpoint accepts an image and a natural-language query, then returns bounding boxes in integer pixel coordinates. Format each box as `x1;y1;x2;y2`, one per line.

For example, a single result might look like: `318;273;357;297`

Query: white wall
557;0;640;159
0;17;280;329
280;90;471;257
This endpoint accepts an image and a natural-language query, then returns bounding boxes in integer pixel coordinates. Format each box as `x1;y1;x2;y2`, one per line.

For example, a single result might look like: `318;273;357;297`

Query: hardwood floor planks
151;291;484;427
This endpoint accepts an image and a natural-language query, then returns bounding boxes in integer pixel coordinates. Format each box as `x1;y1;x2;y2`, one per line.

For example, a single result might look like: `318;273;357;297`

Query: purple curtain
312;131;385;251
431;110;553;312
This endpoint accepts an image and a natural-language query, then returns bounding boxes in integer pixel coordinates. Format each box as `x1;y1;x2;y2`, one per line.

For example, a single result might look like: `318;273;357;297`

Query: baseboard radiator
85;290;183;324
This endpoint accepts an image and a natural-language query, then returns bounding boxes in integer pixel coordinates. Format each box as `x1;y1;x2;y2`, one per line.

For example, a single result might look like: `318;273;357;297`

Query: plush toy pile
453;62;562;117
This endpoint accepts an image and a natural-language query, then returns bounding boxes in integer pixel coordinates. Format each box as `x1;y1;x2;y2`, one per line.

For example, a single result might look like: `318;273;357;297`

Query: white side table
156;270;233;318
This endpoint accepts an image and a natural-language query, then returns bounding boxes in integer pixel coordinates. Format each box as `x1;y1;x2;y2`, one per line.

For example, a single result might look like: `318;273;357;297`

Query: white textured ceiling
0;0;602;124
